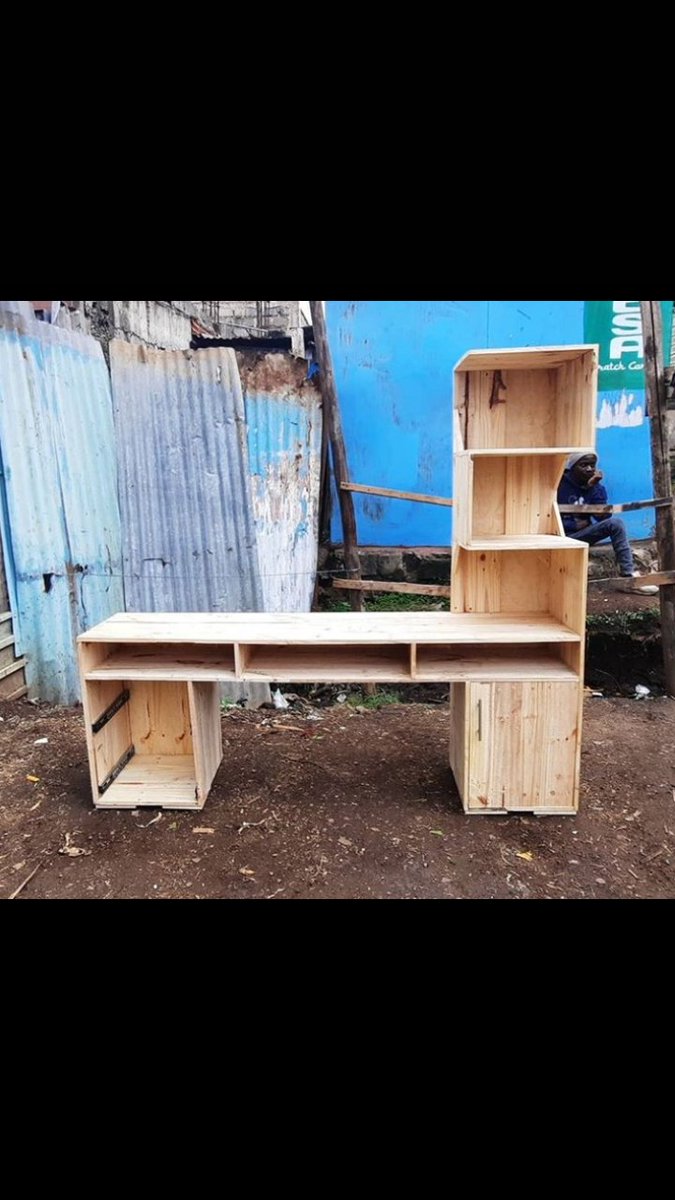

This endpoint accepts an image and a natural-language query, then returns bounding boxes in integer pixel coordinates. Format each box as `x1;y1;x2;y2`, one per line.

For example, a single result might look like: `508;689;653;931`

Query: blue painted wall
326;300;671;544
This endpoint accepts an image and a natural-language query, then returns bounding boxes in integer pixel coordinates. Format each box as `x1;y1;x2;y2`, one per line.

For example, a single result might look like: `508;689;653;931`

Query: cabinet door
465;681;579;813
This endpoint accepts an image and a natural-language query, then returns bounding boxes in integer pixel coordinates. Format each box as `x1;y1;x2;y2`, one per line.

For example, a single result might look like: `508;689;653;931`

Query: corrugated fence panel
241;354;322;611
0;311;123;702
110;341;264;614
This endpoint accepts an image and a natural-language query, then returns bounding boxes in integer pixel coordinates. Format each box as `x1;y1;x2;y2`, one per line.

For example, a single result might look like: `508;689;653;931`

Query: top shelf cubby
454;344;598;452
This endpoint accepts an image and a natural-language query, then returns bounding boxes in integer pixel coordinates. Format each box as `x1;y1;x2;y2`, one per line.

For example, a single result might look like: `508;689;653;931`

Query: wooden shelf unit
77;342;598;817
78;608;583;811
449;344;598;814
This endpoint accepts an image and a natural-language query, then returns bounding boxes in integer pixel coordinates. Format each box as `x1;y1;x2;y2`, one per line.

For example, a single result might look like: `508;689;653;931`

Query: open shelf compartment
84;642;237;681
453;451;577;544
451;546;588;638
413;642;580;682
454;345;597;451
82;677;222;810
240;642;413;682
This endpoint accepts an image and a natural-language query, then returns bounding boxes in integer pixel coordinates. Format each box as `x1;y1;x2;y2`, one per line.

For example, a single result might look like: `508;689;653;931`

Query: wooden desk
78;611;582;814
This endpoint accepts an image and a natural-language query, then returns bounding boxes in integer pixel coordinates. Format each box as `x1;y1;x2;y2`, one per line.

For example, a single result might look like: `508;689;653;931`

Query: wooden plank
129;682;193;756
453;452;474;543
548;546;588;638
188;682;222;808
0;656;27;681
340;482;453;507
455;346;595;372
415;648;578;682
78;611;581;645
86;645;238;680
617;569;675;588
78;643;112;806
90;682;133;792
95;755;200;809
466;683;495;809
469;447;594;457
554;350;597;448
559;498;671;514
459;535;583;550
333;579;451;597
0;633;16;652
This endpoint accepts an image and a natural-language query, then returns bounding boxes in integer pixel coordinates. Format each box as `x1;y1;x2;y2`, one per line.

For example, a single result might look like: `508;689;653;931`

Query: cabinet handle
477;697;482;741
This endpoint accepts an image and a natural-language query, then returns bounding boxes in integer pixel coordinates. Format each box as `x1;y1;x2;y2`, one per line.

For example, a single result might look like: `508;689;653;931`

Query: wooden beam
623;570;675;589
333;579;451;598
0;657;26;681
641;301;675;695
310;302;364;612
559;498;672;515
340;482;453;507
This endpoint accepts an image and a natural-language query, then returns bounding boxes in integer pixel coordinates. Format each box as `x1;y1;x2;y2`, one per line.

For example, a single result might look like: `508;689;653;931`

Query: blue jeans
568;517;634;576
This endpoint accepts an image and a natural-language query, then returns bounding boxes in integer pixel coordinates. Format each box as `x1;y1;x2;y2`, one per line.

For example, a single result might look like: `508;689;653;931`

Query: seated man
558;452;658;594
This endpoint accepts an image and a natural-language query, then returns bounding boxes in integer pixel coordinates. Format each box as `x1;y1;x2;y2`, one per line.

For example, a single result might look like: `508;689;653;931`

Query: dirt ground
2;681;674;900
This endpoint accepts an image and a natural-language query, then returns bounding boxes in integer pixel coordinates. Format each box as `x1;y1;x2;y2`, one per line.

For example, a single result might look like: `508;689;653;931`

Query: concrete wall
44;300;306;359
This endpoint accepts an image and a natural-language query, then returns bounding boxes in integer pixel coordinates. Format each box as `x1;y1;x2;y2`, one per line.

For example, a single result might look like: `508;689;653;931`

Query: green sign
584;300;673;392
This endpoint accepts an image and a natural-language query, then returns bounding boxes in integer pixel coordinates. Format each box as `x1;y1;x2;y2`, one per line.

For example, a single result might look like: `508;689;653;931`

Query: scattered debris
239;866;255;876
634;684;651;699
238;817;270;834
272;688;290;710
58;832;91;858
33;737;49;746
9;859;45;899
193;827;215;835
516;851;534;862
136;813;162;829
26;775;40;783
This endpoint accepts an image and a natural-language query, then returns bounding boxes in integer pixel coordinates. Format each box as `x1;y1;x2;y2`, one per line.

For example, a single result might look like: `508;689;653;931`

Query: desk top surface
78;612;579;646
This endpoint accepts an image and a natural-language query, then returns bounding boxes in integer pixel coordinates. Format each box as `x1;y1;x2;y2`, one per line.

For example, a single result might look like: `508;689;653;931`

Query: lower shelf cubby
240;643;413;682
413;643;579;682
84;678;223;810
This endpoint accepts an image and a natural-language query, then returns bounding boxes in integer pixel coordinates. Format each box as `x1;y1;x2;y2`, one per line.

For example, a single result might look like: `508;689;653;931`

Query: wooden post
310;301;364;612
640;301;675;695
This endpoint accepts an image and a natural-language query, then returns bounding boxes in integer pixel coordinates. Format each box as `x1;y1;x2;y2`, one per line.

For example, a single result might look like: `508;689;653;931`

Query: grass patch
319;590;446;613
586;608;661;639
346;689;402;709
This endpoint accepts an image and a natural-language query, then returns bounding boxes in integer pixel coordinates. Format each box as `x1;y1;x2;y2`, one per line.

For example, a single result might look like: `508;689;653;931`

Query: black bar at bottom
98;745;135;795
92;689;130;734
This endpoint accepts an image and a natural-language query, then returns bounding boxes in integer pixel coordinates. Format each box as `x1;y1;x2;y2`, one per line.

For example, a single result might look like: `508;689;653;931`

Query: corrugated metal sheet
0;309;123;703
110;341;264;614
240;353;322;611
